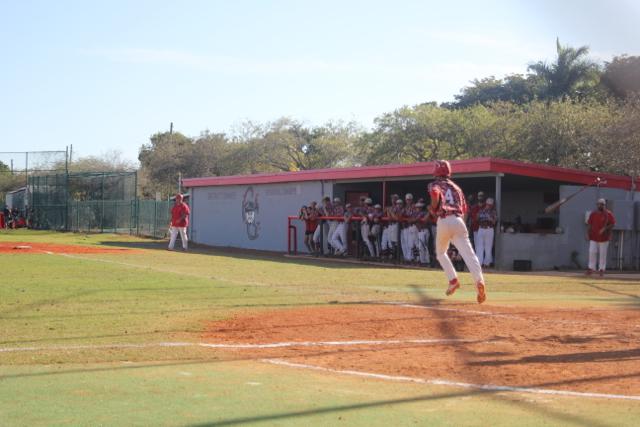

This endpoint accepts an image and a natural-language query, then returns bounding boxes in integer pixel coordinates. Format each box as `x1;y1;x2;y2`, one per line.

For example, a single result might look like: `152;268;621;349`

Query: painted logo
242;186;260;240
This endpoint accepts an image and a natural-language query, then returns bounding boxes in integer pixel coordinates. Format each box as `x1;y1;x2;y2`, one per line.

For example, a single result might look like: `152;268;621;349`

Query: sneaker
446;278;460;296
476;281;486;304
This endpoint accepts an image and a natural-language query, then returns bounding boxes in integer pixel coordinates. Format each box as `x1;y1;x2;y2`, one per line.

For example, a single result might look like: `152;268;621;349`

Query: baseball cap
365;198;373;204
597;198;606;205
395;199;404;204
405;193;414;200
345;203;352;208
333;197;341;203
415;202;425;208
486;198;494;205
374;204;382;209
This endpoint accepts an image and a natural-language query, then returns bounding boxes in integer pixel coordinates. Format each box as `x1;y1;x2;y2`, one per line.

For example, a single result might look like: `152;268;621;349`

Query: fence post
114;202;118;233
153;200;157;238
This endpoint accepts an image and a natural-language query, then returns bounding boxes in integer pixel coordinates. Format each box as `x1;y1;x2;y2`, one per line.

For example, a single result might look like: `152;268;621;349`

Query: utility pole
170;122;180;195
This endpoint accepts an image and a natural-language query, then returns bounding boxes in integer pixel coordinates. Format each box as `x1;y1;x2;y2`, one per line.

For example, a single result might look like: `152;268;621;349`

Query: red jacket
171;202;190;227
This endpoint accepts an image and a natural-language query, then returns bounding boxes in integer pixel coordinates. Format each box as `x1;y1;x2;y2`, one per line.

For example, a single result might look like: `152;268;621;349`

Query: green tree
234;118;360;172
451;74;538;108
357;104;466;165
527;38;601;100
601;55;640;99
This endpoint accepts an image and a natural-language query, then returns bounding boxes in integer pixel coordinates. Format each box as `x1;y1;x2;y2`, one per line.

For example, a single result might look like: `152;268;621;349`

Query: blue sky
1;0;639;165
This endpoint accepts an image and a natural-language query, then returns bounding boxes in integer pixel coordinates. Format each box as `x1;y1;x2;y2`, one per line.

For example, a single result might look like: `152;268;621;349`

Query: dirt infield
203;303;640;395
0;242;138;254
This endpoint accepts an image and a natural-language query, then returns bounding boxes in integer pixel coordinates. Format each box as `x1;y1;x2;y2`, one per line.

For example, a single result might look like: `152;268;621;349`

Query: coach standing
586;198;615;276
168;193;190;251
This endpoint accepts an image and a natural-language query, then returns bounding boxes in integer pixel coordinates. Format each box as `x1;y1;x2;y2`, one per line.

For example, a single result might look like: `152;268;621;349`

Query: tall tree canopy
527;38;601;100
601;55;640;99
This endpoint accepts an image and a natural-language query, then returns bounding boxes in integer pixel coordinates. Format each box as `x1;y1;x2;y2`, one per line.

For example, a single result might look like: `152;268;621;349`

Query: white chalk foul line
0;338;489;353
262;359;640;401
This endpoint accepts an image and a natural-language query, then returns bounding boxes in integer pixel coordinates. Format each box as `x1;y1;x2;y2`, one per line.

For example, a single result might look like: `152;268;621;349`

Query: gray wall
501;190;557;225
190;181;327;252
497;185;638;270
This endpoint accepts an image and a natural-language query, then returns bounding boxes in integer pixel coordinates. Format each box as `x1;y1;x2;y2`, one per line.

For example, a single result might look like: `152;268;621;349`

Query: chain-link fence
0;150;67;206
65;199;171;238
28;171;171;238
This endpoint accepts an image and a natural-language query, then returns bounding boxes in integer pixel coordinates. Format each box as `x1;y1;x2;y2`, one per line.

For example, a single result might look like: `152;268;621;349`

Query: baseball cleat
476;281;486;304
598;269;604;277
586;269;593;276
445;278;460;296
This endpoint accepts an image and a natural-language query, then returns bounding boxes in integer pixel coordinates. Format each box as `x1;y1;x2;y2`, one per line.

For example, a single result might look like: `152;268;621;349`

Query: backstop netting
30;171;139;232
0;150;67;206
29;171;170;237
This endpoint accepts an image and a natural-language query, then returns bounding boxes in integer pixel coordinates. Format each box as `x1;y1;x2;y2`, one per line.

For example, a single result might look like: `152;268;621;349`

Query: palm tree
528;38;601;99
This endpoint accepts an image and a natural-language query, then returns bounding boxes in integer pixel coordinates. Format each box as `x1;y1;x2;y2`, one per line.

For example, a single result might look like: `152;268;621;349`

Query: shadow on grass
2;352;635;427
581;282;640;310
99;240;400;271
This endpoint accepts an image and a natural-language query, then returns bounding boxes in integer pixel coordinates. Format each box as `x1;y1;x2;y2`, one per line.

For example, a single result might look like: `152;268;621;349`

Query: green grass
1;230;639;426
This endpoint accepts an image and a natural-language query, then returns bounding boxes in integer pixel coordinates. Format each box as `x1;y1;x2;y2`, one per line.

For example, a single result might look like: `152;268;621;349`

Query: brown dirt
203;303;640;395
0;242;138;254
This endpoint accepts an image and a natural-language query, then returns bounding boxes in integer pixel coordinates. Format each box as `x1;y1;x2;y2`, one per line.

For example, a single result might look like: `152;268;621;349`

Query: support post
382;180;387;210
494;174;503;269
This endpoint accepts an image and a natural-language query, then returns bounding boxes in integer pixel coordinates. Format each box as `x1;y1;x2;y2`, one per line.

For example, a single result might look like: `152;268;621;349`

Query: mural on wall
242;186;260;240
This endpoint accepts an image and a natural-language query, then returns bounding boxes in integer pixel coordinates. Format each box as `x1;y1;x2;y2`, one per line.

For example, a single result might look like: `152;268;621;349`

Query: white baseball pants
418;229;430;264
381;223;399;251
475;227;494;266
435;215;484;284
588;240;609;271
401;225;418;261
370;223;382;257
361;222;376;257
168;226;188;250
331;222;348;253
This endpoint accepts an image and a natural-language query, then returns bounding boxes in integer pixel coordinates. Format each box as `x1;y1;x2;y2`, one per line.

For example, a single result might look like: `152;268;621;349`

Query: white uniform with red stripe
428;178;484;285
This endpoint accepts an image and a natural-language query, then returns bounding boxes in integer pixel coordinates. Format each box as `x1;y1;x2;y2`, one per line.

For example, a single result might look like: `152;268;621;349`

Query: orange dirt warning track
0;242;138;254
203;303;640;396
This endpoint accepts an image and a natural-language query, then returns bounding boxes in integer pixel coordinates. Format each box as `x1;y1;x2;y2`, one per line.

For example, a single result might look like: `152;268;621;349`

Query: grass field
1;230;639;426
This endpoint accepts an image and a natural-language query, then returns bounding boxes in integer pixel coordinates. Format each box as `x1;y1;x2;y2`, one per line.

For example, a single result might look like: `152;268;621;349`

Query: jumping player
428;160;486;304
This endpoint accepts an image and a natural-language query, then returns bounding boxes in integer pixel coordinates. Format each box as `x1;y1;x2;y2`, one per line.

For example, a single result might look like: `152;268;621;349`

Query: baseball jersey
588;209;616;242
469;204;482;231
388;205;403;221
428;178;467;218
477;206;497;227
333;204;345;218
171;202;190;227
320;203;333;217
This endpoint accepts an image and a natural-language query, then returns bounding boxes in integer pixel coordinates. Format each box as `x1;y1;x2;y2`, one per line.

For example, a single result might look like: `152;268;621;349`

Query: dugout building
183;158;640;271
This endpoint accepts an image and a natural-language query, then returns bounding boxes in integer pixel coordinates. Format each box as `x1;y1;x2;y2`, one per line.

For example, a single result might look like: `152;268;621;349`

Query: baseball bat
543;177;606;214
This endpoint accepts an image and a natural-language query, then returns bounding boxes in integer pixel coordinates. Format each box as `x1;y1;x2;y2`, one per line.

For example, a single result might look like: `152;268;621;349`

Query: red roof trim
183;157;633;190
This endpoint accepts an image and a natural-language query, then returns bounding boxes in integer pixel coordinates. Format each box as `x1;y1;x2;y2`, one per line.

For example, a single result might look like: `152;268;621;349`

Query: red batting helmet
433;160;451;177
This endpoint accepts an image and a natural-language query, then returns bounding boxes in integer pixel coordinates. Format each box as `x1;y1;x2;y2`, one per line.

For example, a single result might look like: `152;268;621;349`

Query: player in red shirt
168;193;191;251
586;198;616;276
428;160;486;303
468;191;485;249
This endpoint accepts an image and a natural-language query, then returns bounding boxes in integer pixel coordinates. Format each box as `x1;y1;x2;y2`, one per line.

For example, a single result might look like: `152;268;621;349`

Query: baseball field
1;230;639;426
